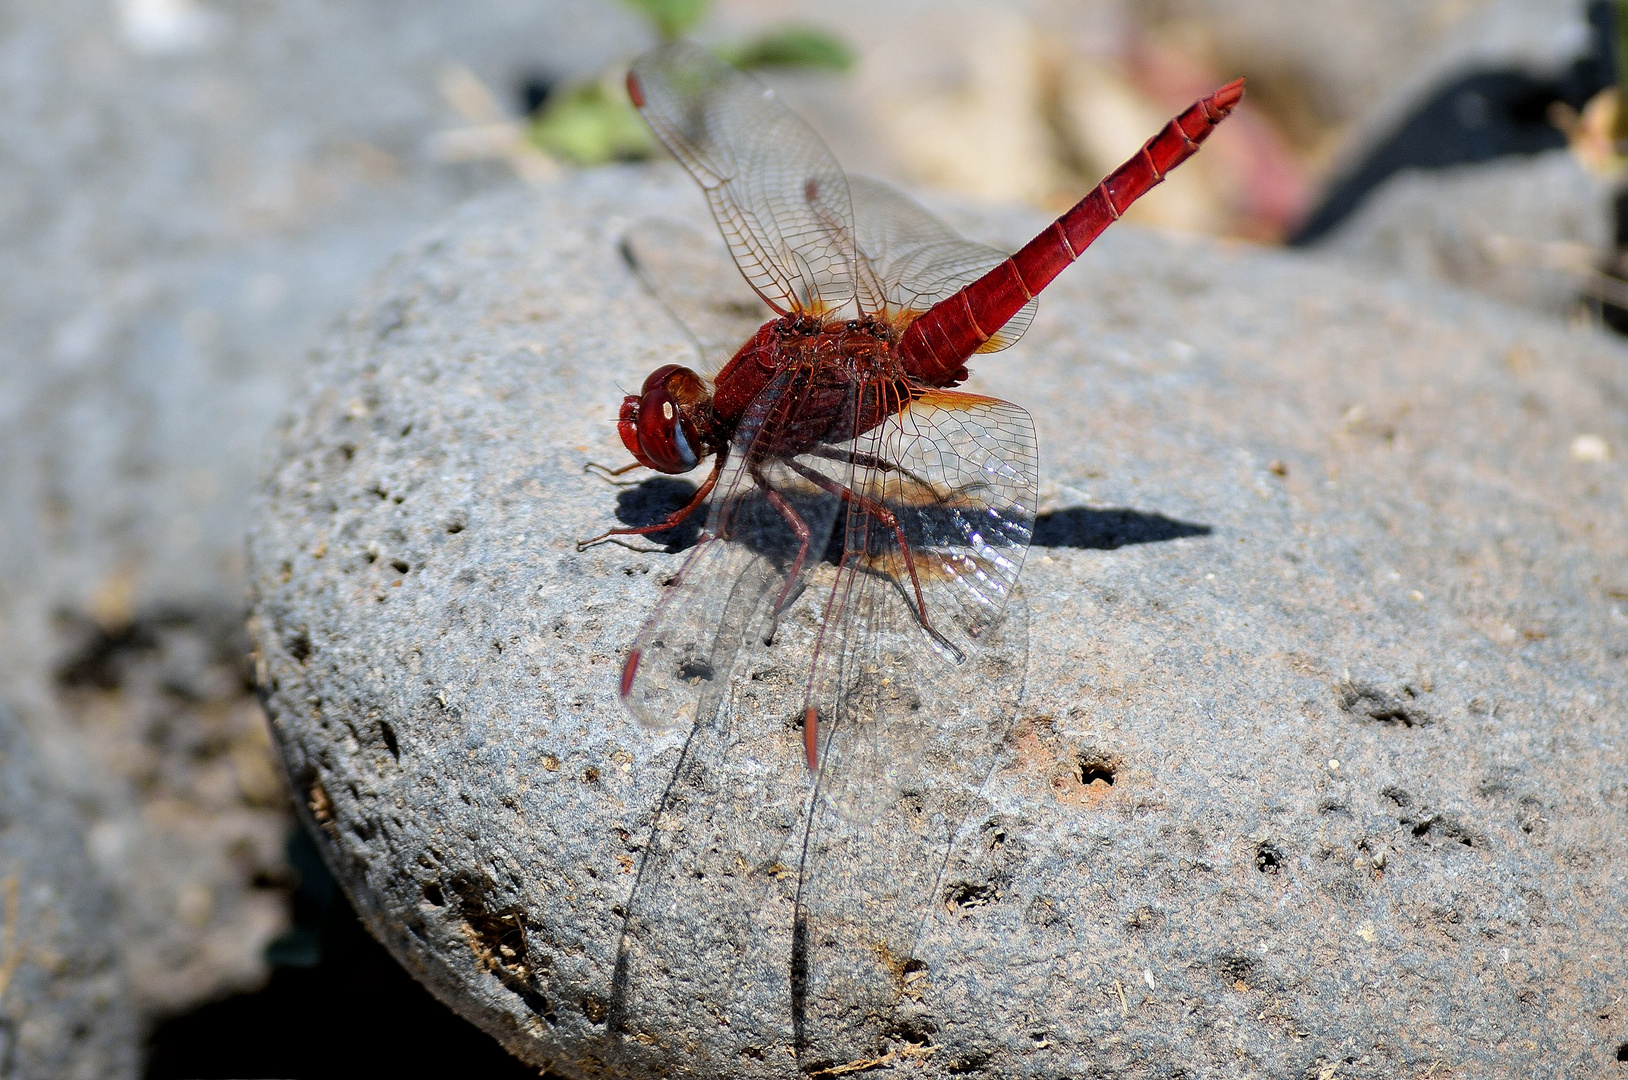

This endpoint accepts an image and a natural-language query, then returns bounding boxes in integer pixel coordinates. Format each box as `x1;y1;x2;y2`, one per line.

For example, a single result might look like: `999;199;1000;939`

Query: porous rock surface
249;167;1628;1078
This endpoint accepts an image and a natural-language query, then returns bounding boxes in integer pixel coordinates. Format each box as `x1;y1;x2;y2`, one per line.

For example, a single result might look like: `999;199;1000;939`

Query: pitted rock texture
249;168;1628;1079
0;706;135;1080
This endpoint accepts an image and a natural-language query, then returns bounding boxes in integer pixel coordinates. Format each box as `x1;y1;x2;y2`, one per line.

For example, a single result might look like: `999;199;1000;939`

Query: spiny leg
805;445;939;493
575;457;722;551
748;462;813;644
584;460;647;485
785;459;960;659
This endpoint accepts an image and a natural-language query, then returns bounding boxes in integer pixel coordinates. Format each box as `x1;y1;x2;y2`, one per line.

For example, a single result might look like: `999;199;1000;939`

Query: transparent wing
849;176;1037;353
629;42;857;317
801;389;1038;821
620;365;845;732
621;218;776;379
790;591;1027;1062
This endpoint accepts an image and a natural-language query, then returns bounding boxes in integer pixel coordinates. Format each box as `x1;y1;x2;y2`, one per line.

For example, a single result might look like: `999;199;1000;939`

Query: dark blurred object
1595;186;1628;332
144;828;542;1080
519;74;558;116
1291;0;1619;244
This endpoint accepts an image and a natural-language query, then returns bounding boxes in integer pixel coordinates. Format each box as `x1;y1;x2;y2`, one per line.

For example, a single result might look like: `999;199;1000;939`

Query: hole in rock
1615;1041;1628;1062
885;1010;938;1047
1125;905;1164;932
946;1052;991;1074
1077;756;1116;787
390;559;410;574
449;874;556;1024
1214;953;1256;985
380;720;399;761
288;631;312;664
1255;842;1284;873
944;881;997;910
1380;785;1414;808
677;657;713;682
1410;815;1476;848
1339;682;1430;727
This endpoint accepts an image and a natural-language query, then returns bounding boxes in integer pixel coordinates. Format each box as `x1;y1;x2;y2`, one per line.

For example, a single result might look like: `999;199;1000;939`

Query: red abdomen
897;78;1245;385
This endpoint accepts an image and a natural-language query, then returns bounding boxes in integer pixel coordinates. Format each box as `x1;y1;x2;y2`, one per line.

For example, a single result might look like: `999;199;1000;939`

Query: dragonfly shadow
1031;507;1212;550
612;477;707;551
614;477;853;563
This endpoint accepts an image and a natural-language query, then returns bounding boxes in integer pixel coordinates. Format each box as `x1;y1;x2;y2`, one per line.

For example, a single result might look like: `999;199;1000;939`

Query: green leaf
620;0;708;40
1619;0;1628;90
719;25;854;72
526;76;656;166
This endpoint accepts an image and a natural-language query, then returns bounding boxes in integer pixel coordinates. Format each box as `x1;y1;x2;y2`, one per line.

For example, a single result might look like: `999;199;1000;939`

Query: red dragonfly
583;42;1240;808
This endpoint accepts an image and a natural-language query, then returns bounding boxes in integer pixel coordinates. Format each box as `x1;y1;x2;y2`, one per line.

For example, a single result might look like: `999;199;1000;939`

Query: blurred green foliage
528;74;656;165
715;26;854;72
620;0;707;40
524;0;853;166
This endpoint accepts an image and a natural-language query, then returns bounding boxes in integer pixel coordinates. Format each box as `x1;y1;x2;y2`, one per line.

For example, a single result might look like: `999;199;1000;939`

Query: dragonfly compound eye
623;365;707;473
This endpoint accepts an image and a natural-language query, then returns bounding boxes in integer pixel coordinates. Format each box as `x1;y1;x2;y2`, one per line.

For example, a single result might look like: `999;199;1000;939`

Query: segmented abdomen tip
1211;77;1245;113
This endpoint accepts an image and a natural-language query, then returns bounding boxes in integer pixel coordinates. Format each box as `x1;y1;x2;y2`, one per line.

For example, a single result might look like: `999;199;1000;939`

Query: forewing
629;42;857;317
848;176;1037;352
801;389;1038;821
621;218;775;378
620;366;844;732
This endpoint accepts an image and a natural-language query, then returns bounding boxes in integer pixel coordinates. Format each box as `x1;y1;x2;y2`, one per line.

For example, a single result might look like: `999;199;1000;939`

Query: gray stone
0;0;646;1018
1294;0;1590;177
1321;150;1612;317
249;167;1628;1077
0;705;136;1080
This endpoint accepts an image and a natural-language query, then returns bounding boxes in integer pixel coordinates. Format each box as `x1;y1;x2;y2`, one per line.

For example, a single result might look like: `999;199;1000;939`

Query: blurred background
0;0;1618;1076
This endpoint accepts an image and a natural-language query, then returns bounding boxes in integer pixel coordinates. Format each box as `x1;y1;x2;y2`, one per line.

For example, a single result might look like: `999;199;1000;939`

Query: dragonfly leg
759;577;808;646
804;445;940;495
784;460;961;660
747;464;814;636
575;458;721;551
584;459;647;485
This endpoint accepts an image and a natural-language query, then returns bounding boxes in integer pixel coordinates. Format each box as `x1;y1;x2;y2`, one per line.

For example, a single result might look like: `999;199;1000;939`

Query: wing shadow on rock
1031;507;1211;550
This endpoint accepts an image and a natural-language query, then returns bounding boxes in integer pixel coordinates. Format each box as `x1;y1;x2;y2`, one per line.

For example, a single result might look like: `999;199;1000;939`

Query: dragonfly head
619;364;716;474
